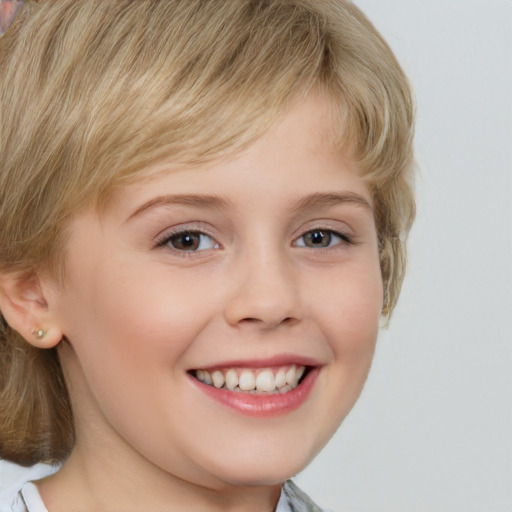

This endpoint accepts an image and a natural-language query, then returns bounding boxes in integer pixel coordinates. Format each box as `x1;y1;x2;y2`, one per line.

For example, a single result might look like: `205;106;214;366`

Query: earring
32;328;46;339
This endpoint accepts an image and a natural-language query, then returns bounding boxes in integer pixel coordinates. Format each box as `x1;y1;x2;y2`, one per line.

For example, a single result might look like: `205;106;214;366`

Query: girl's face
48;94;382;491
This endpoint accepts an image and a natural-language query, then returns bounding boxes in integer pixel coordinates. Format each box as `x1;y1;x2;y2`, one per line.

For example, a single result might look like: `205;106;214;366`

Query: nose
223;248;304;330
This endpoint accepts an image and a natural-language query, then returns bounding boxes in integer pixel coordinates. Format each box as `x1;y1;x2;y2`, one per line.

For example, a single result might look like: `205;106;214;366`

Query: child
0;1;415;510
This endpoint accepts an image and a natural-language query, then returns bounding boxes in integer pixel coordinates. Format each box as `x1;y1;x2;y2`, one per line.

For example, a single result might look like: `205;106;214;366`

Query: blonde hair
0;0;415;465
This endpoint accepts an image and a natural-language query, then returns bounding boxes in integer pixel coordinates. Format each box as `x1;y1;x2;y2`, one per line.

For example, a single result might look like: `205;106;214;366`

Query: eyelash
155;227;353;254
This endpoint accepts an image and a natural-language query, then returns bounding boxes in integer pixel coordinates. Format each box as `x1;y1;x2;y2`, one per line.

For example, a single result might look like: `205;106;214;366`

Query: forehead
115;92;349;186
97;94;371;223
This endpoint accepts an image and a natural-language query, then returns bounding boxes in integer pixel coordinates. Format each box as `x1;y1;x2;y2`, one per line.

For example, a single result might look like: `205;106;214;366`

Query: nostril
281;317;301;327
236;315;298;330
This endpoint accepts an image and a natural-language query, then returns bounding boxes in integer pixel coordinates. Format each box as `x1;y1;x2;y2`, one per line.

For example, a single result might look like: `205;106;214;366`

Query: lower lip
189;368;320;417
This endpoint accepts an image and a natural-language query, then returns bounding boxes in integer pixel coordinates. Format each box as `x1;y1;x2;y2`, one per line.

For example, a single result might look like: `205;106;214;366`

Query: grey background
297;1;512;511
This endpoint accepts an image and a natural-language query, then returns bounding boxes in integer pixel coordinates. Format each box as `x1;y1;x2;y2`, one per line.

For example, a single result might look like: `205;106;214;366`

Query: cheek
57;260;211;399
301;263;382;455
74;257;211;340
310;259;383;352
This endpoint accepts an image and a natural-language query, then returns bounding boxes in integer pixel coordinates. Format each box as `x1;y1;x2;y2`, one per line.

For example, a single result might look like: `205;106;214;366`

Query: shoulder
280;480;334;512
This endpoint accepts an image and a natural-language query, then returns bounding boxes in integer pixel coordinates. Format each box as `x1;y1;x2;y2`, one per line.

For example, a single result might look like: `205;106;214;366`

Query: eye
159;231;219;252
295;229;350;249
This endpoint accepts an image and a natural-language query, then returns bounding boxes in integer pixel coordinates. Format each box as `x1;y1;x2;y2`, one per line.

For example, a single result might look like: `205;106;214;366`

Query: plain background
296;1;512;511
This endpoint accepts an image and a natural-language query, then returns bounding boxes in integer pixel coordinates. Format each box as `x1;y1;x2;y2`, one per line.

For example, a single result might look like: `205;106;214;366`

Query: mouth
190;364;309;394
188;362;319;417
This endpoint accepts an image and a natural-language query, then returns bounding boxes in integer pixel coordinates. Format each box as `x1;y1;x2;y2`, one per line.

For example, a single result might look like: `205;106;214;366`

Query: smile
188;362;319;417
192;365;307;394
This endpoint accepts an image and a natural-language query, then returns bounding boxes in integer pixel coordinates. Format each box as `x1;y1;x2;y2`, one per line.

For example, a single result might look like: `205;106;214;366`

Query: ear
0;270;62;348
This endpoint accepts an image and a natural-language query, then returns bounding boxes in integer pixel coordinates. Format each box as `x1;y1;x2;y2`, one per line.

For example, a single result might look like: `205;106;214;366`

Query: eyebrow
126;194;232;222
126;190;372;222
289;192;373;215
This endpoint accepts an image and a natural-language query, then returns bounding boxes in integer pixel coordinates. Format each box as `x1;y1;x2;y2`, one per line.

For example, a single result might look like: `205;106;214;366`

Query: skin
0;0;22;34
13;94;383;511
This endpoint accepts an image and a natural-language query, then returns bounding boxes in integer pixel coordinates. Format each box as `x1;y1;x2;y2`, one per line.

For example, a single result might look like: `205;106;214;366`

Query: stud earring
32;328;46;339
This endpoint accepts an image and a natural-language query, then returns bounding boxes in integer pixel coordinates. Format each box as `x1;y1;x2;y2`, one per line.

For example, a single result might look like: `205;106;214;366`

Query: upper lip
189;354;324;371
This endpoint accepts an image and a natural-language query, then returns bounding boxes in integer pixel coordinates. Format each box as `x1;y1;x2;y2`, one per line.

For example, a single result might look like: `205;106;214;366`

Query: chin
201;440;320;488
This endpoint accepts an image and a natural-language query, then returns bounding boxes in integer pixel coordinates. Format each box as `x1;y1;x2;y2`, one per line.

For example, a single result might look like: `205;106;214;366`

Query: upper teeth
194;365;306;393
